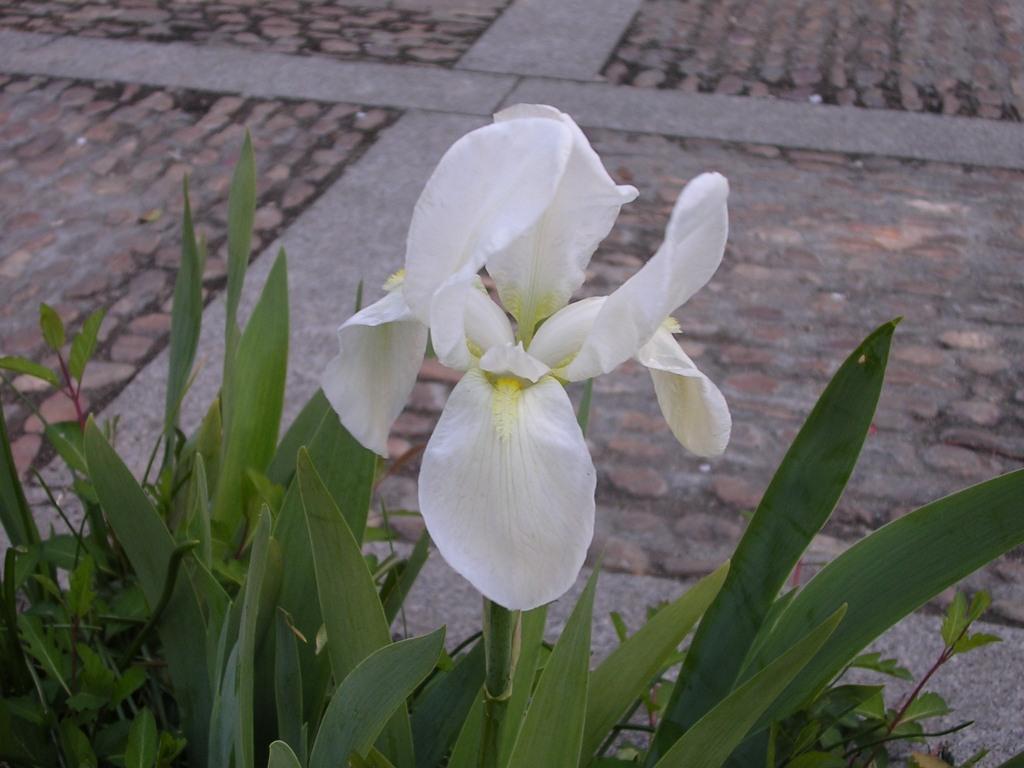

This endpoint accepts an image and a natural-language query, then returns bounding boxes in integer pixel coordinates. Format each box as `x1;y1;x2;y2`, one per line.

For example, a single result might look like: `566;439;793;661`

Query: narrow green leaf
267;388;331;486
45;421;87;475
18;614;70;694
39;303;65;351
213;249;289;529
84;419;211;763
224;130;257;382
68;308;105;382
235;510;271;768
186;454;212;568
383;531;430;625
0;406;41;547
508;570;600;768
448;695;484;768
941;592;967;646
0;356;59;386
747;469;1024;731
953;632;1001;655
125;708;158;768
583;563;729;761
577;378;594;435
651;320;896;761
68;554;95;617
653;607;846;768
165;176;205;433
268;740;303;768
275;609;305;762
310;629;446;768
412;640;485;768
298;448;414;766
498;606;547;766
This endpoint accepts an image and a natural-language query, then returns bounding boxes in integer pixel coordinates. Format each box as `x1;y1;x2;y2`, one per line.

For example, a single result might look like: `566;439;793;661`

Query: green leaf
39;303;65;351
67;554;95;617
651;321;896;762
848;652;912;680
508;569;600;768
383;530;430;625
18;614;70;694
68;308;105;382
576;378;594;435
60;720;97;767
966;590;991;625
268;740;303;768
298;448;414;766
186;454;212;568
448;695;484;768
224;130;257;382
412;640;485;768
235;510;272;768
953;631;1001;655
584;563;729;761
213;249;289;529
652;606;846;768
940;592;967;646
45;421;87;475
275;609;305;763
125;708;158;768
0;355;59;386
0;406;40;547
498;606;548;766
165;176;205;433
901;691;949;723
745;468;1024;732
309;629;446;768
267;388;331;486
84;419;211;763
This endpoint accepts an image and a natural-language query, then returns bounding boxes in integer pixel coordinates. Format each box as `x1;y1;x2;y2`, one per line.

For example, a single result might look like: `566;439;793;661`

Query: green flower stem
481;599;521;768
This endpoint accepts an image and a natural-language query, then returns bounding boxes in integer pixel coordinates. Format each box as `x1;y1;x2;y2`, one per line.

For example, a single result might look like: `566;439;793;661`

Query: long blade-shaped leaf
497;606;547;766
235;510;271;768
165;176;205;435
650;320;896;762
298;448;414;766
0;406;38;547
508;570;599;768
275;609;305;763
310;629;445;768
653;607;846;768
412;641;485;768
84;420;210;762
267;389;331;487
268;741;303;768
223;130;256;383
213;249;289;529
747;469;1024;730
584;563;729;762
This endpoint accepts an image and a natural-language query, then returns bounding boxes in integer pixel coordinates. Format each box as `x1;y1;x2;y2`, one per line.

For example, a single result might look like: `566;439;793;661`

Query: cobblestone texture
0;0;507;67
378;129;1024;618
0;73;394;467
604;0;1024;121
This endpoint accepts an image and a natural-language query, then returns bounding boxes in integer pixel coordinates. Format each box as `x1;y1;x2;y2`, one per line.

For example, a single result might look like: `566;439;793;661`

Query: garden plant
0;106;1022;768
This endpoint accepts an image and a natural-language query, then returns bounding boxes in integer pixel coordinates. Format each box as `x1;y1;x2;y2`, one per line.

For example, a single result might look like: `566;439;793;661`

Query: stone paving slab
393;542;1024;762
604;0;1024;122
0;72;395;474
0;0;508;68
0;30;516;115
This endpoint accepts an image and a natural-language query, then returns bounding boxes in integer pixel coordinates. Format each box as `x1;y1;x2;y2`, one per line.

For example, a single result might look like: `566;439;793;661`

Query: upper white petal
429;278;515;371
479;342;550;383
488;105;638;337
527;296;605;375
419;370;596;610
565;172;729;381
637;327;731;457
321;291;428;456
403;118;573;322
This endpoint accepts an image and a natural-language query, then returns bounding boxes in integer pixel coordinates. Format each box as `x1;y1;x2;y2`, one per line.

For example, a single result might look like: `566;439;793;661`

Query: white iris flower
322;104;731;610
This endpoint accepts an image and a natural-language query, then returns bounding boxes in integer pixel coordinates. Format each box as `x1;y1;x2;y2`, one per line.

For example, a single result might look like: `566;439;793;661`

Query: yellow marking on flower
466;339;484;359
492;376;523;440
661;316;682;334
383;268;406;292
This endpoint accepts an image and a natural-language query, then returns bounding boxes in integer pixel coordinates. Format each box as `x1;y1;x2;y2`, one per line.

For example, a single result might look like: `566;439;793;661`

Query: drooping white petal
419;370;596;610
479;342;550;383
321;290;428;456
429;278;515;371
488;105;638;337
565;173;729;381
636;327;731;457
527;296;605;375
403;118;573;322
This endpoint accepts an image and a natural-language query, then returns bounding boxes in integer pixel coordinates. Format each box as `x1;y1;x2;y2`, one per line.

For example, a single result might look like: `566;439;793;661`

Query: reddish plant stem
56;353;86;429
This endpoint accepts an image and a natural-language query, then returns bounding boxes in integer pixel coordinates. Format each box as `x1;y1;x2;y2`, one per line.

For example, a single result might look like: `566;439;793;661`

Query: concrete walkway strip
506;78;1024;170
457;0;643;80
0;30;514;115
96;110;485;477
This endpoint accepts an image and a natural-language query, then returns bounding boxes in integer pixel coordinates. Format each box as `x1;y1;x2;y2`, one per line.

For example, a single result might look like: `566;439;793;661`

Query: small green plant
1;117;1022;768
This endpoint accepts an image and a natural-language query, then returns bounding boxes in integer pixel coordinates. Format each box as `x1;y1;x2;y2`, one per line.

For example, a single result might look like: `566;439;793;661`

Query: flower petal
419;370;596;610
479;342;550;383
527;296;605;375
403;118;573;322
321;291;428;456
636;327;731;457
429;278;515;371
565;173;729;381
488;105;638;337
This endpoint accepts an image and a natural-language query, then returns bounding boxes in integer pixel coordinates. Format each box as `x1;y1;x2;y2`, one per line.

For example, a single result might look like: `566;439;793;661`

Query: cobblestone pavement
0;73;394;470
0;0;507;67
379;128;1024;619
604;0;1024;121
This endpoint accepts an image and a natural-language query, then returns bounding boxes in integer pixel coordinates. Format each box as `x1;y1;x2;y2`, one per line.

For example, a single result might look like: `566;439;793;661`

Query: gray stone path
1;1;1022;759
